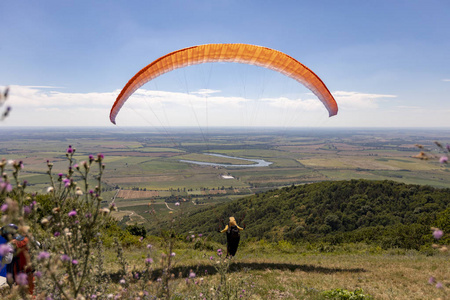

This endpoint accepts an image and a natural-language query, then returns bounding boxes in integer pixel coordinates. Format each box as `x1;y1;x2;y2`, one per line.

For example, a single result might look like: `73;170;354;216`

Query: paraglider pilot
220;217;244;257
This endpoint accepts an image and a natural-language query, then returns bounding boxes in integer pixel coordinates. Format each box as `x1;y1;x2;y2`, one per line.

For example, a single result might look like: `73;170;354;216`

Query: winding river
180;153;272;168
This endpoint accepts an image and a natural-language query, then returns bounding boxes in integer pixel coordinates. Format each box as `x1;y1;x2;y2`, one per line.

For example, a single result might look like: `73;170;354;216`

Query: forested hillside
172;179;450;250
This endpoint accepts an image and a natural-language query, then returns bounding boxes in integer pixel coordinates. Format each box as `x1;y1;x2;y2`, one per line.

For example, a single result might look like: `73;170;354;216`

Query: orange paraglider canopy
110;43;338;124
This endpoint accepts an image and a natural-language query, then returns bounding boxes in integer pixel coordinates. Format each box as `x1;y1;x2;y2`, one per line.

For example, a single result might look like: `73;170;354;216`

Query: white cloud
443;79;450;82
260;97;323;111
2;85;447;128
7;85;116;108
191;89;221;95
333;91;396;110
6;85;395;112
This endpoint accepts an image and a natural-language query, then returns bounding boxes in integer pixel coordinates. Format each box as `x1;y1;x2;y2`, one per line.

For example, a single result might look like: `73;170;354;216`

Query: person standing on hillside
220;217;244;257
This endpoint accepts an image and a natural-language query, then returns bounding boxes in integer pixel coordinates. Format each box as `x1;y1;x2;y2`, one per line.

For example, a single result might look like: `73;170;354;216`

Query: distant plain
1;127;450;224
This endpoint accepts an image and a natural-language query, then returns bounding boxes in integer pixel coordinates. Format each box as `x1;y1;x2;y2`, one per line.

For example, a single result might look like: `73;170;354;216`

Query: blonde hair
229;217;237;227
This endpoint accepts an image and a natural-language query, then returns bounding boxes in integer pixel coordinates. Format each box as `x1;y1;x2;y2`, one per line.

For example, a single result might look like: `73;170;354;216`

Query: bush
126;224;147;238
322;288;373;299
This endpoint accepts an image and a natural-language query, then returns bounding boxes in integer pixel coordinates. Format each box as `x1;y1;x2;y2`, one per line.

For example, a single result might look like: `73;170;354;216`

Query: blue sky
1;1;449;127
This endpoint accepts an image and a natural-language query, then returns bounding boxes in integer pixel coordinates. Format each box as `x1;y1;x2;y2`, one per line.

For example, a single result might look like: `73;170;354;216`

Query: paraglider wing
110;43;338;124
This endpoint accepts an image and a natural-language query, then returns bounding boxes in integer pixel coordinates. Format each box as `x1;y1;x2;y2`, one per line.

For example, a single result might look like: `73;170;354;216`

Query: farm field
1;127;450;224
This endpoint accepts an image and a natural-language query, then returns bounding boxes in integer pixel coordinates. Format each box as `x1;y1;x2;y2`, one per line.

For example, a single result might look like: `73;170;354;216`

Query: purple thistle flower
170;252;176;257
439;156;448;164
60;254;70;262
198;233;203;237
119;279;126;284
134;273;139;279
433;230;444;240
1;182;12;192
428;276;435;284
37;251;50;260
97;153;104;160
63;178;71;187
68;210;77;217
85;213;92;218
145;258;153;263
189;271;196;278
175;202;180;206
16;272;28;286
54;232;60;237
191;235;195;238
67;146;73;154
147;244;152;249
139;237;144;241
34;271;42;278
436;282;443;289
72;259;78;265
217;249;222;256
23;205;32;215
1;203;8;212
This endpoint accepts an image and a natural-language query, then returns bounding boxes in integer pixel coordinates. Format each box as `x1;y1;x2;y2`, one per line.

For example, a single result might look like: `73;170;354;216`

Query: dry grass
239;254;448;300
104;244;449;300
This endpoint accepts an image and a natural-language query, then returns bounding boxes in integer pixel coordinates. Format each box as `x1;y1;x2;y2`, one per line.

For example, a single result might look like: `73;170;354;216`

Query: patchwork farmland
1;127;450;225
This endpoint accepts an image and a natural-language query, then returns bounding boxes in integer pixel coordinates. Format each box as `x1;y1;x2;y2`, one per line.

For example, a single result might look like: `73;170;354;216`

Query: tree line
172;179;450;250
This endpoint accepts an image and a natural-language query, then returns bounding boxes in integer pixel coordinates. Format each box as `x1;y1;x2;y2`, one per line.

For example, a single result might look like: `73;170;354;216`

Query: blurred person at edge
0;224;34;294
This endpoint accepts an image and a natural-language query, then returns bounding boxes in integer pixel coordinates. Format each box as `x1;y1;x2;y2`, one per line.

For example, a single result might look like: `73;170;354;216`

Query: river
180;153;273;168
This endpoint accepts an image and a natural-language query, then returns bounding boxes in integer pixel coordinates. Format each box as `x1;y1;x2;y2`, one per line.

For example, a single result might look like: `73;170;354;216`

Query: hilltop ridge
172;179;450;250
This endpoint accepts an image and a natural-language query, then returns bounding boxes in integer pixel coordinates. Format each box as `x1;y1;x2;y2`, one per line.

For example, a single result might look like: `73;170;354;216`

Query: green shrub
322;288;373;299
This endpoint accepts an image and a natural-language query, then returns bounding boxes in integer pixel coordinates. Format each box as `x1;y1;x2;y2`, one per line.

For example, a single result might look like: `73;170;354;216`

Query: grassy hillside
162;179;450;250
